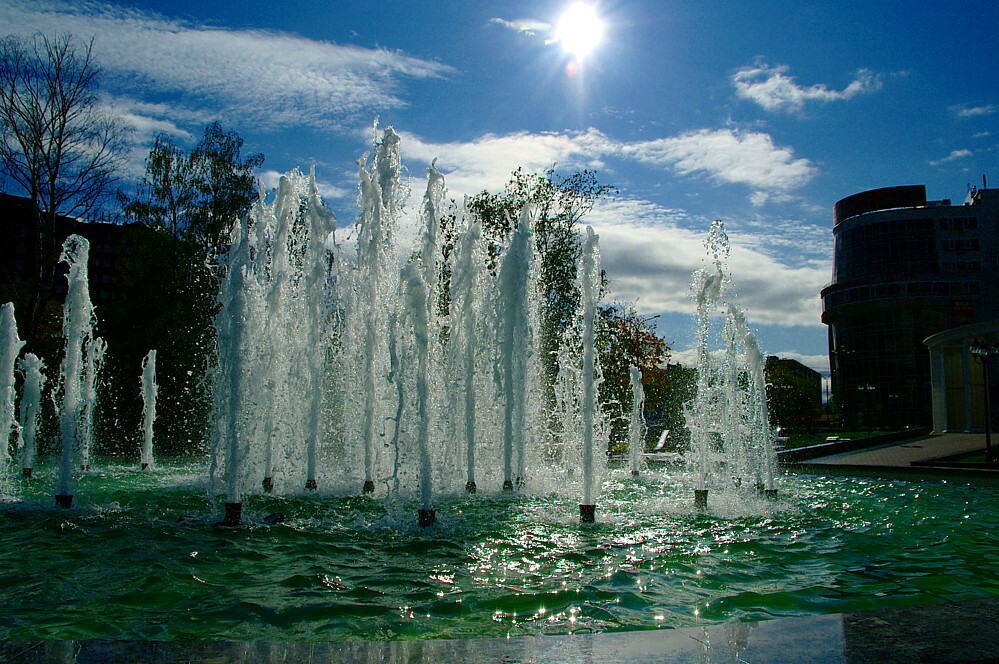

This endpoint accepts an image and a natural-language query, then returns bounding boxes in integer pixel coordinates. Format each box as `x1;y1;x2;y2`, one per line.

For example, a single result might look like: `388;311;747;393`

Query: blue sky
3;0;998;375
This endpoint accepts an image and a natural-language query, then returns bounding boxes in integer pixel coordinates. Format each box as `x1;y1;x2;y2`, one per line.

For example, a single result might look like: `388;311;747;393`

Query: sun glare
554;3;604;60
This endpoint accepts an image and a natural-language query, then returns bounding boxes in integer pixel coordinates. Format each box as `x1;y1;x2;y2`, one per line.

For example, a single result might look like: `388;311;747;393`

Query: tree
466;168;615;428
109;123;263;456
0;33;128;344
596;304;671;449
187;122;264;256
120;121;263;257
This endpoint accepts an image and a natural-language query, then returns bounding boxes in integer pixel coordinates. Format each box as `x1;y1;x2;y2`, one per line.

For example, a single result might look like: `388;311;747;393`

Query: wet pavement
3;597;999;663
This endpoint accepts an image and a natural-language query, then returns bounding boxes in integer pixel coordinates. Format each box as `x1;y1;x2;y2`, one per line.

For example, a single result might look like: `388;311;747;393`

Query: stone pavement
784;432;999;485
4;597;999;663
809;432;986;467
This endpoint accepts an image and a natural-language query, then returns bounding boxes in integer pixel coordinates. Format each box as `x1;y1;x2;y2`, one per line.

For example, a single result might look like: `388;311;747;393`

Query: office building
821;184;999;429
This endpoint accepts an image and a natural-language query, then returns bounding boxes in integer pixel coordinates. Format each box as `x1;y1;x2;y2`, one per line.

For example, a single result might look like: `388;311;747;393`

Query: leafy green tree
596;305;671;449
109;123;263;457
120;121;263;257
465;168;615;427
187;122;265;255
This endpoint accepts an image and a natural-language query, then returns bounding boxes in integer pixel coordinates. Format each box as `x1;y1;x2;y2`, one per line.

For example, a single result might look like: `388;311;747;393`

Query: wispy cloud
622;129;817;197
930;148;973;166
952;104;997;118
488;17;551;36
400;127;816;205
732;62;882;113
1;0;455;133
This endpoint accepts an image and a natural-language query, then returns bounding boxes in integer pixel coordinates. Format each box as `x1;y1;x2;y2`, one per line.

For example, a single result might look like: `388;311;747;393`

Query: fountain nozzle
55;494;73;509
418;509;436;528
579;504;596;523
221;502;242;526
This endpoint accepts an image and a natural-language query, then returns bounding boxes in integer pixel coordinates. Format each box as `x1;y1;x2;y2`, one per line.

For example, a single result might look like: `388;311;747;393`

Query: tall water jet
302;170;336;492
628;366;646;477
684;220;778;505
578;227;601;522
213;216;251;525
0;303;25;479
449;221;483;493
56;235;97;508
78;336;106;471
355;127;402;494
17;353;45;479
402;263;434;526
140;349;158;470
497;206;535;491
687;221;727;508
258;177;295;491
728;304;777;495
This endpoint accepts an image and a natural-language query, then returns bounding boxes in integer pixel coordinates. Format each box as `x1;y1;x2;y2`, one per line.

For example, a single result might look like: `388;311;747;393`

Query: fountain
55;235;99;508
627;365;646;477
16;352;44;480
191;127;622;527
0;303;25;482
9;127;971;647
78;336;106;472
684;220;778;507
448;221;484;494
139;349;157;470
578;226;601;522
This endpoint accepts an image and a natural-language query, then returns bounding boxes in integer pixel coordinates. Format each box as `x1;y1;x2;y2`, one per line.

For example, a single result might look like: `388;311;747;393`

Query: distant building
821;185;999;429
764;356;822;420
0;192;153;338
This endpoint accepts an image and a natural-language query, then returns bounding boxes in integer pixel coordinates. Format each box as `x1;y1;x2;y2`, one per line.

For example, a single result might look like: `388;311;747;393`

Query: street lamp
969;337;998;464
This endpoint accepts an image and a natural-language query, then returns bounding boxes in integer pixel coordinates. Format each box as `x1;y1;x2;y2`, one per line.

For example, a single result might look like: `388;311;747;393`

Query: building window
939;217;977;232
835;218;936;281
940;238;979;253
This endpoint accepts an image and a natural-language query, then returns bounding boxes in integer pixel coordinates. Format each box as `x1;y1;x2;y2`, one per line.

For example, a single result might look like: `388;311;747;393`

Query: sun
554;3;605;60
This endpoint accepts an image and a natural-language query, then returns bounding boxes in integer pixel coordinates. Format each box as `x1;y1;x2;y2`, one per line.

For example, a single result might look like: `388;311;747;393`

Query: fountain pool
2;464;997;641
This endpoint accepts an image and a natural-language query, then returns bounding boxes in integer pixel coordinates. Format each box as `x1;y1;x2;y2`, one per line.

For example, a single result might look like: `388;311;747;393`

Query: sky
3;0;998;376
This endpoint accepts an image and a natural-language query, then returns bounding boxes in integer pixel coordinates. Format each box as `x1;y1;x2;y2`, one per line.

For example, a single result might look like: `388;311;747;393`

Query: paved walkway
4;597;999;663
811;432;986;467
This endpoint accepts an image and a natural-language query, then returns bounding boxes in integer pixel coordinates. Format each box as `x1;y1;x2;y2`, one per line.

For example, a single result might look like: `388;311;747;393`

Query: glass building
821;185;999;429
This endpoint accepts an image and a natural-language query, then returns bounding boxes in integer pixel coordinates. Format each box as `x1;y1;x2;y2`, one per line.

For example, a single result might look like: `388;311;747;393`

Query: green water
2;465;997;641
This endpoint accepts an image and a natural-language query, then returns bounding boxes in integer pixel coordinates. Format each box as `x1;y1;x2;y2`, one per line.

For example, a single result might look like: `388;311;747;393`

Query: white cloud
622;129;817;196
398;129;614;198
488;17;551;35
953;104;997;118
732;63;882;113
399;127;815;205
772;352;830;375
0;0;455;132
930;149;973;166
581;199;828;329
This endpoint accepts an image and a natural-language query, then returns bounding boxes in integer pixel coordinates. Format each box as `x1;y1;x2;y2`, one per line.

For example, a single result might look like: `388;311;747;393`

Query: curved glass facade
823;186;999;429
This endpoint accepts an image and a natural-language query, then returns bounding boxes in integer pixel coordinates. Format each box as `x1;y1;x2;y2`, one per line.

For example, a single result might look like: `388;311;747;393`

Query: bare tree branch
0;32;130;344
